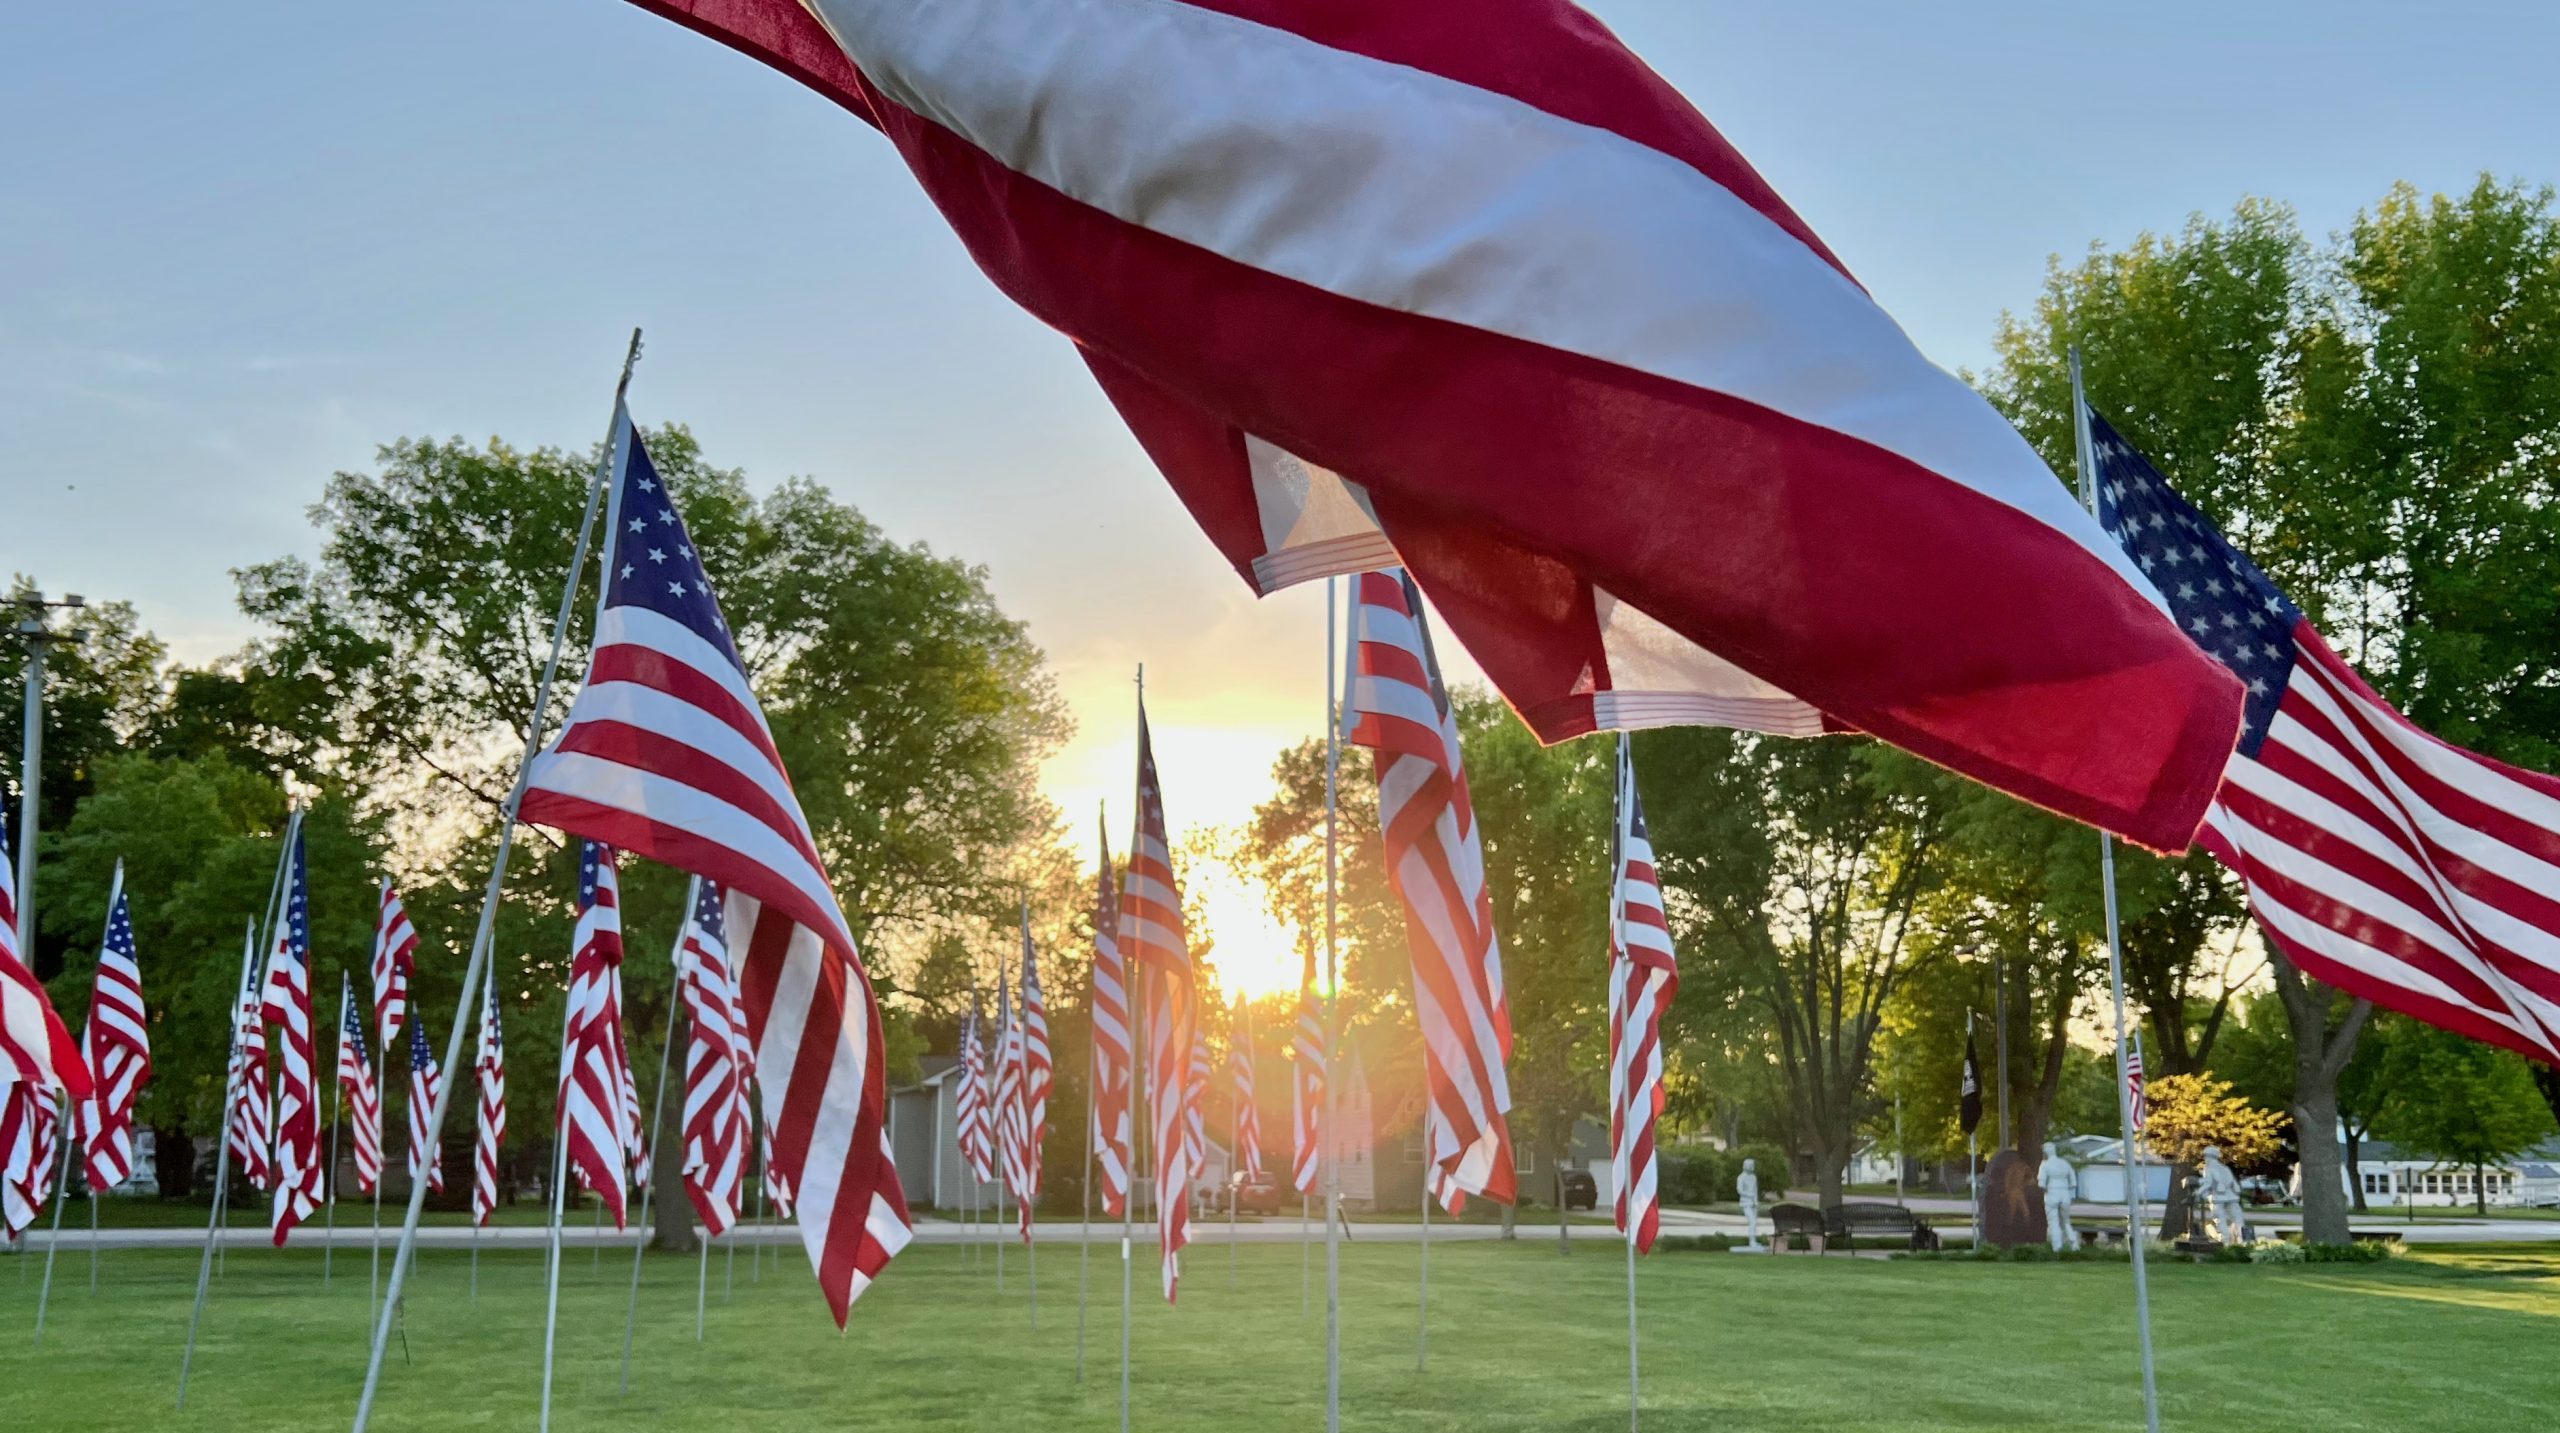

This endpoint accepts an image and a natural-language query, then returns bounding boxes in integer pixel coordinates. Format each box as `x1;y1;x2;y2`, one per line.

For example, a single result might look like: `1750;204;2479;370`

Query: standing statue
2198;1145;2247;1245
1736;1158;1764;1251
2036;1142;2080;1252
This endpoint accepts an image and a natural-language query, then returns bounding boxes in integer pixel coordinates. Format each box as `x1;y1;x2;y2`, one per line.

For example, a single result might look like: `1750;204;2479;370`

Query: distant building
2319;1134;2560;1209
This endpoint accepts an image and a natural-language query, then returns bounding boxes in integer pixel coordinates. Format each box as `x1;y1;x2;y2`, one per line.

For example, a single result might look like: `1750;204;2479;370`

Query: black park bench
1766;1201;1939;1254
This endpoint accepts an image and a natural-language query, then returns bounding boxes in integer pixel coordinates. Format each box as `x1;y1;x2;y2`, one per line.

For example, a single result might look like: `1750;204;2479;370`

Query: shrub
2300;1241;2397;1264
2248;1239;2306;1264
1657;1150;1727;1205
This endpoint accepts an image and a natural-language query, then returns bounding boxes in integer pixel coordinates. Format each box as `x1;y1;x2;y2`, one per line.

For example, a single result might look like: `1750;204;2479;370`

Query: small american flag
1122;702;1197;1300
2091;410;2560;1063
1290;951;1324;1198
519;410;910;1320
337;976;383;1196
407;1012;445;1194
994;981;1034;1241
560;842;634;1225
956;1001;993;1185
675;878;748;1236
1230;1000;1264;1181
1182;1029;1208;1205
226;947;272;1192
3;1081;58;1236
1343;571;1515;1211
472;975;508;1227
1019;917;1050;1198
1606;737;1677;1253
372;880;418;1058
78;867;152;1194
266;826;321;1242
0;807;87;1101
1088;820;1132;1217
2125;1034;2148;1135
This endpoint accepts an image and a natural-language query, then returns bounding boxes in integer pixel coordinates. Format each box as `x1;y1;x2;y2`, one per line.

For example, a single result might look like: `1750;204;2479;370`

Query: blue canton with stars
342;993;371;1064
606;422;748;675
577;840;610;912
281;827;310;970
690;878;729;946
104;888;136;965
410;1011;438;1078
2086;409;2303;757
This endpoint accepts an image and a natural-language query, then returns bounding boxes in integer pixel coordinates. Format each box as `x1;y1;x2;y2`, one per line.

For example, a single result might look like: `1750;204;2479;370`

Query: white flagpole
1023;898;1040;1330
1078;888;1099;1384
370;876;389;1326
1122;665;1145;1433
695;1222;709;1341
1416;1165;1430;1371
177;919;266;1405
1323;582;1345;1433
33;1087;76;1345
1611;735;1639;1433
2072;346;2163;1433
1967;1008;1980;1250
325;973;349;1289
619;903;689;1398
353;328;641;1433
1228;1000;1240;1291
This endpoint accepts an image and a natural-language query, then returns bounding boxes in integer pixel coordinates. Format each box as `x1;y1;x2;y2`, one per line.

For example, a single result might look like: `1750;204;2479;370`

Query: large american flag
1;807;87;1101
266;826;322;1243
1088;818;1132;1217
407;1012;445;1195
613;0;2249;856
1123;703;1196;1299
1606;736;1677;1253
225;939;272;1192
336;976;383;1197
78;868;151;1194
1018;917;1051;1197
2091;410;2560;1063
1343;570;1515;1209
560;842;635;1224
1230;1000;1263;1181
472;976;508;1227
2125;1032;2148;1135
673;877;748;1236
372;880;418;1057
518;408;910;1322
956;1001;993;1186
1290;951;1324;1198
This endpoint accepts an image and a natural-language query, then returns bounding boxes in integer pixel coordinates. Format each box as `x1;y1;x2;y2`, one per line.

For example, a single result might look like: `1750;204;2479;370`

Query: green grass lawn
5;1237;2556;1430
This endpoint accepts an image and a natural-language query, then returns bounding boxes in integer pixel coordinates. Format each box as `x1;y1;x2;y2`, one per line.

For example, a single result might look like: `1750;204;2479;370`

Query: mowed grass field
3;1238;2556;1432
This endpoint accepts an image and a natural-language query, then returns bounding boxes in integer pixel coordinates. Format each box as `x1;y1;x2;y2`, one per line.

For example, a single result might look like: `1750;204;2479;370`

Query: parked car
1558;1168;1598;1212
1229;1172;1287;1216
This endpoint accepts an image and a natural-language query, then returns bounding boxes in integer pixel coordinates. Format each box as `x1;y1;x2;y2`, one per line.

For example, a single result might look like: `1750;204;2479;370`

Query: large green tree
1979;177;2560;1242
2372;1023;2556;1215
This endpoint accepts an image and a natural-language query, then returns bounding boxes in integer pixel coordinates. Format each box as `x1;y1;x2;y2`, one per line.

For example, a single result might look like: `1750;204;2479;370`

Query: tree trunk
2269;956;2370;1247
1813;1137;1847;1209
2158;1158;2199;1242
2344;1124;2368;1213
2475;1160;2488;1217
1554;1164;1569;1256
156;1126;196;1201
649;1002;698;1255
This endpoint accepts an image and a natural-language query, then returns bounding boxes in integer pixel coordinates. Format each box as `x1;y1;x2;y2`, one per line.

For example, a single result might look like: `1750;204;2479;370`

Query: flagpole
34;1087;76;1345
370;876;389;1326
2072;345;2162;1433
1078;909;1098;1383
1023;897;1040;1331
227;808;299;1285
1122;665;1145;1433
695;1222;709;1341
1967;1009;1980;1251
619;906;688;1398
325;975;350;1289
1416;1165;1430;1371
353;327;641;1433
176;921;263;1408
1612;735;1640;1433
749;1098;765;1284
1322;580;1345;1433
1228;1002;1240;1290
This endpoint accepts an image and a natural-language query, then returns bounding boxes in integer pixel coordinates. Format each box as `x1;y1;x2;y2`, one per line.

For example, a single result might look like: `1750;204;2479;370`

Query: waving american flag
78;867;152;1194
560;842;635;1224
266;825;323;1243
225;935;272;1192
1290;951;1324;1198
336;976;383;1196
1;807;86;1101
1230;1001;1263;1182
519;408;910;1321
372;880;418;1057
2;1082;58;1237
1606;737;1677;1253
674;878;748;1236
1123;702;1197;1299
406;1012;445;1195
993;981;1033;1241
471;976;508;1227
2091;410;2560;1063
1018;916;1050;1198
956;1001;993;1186
1088;819;1132;1217
1344;571;1514;1210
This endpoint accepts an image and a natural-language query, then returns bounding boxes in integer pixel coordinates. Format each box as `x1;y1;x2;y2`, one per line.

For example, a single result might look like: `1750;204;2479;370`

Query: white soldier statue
2198;1145;2246;1244
1736;1158;1764;1250
2036;1142;2080;1252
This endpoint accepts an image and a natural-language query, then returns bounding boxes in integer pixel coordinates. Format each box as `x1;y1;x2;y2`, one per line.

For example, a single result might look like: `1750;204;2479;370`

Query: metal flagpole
1228;1001;1240;1290
16;595;66;1325
750;1099;765;1283
2072;346;2163;1433
1416;1161;1430;1371
1122;665;1145;1433
997;1155;1008;1290
1301;1194;1310;1316
176;920;264;1407
1994;955;2011;1153
1611;735;1639;1432
538;873;607;1427
370;877;389;1325
369;1183;384;1327
1323;580;1345;1433
471;1221;481;1303
34;1088;75;1345
695;1222;709;1341
353;328;641;1433
1967;1009;1980;1251
326;975;350;1288
619;912;687;1398
1024;899;1039;1331
1077;956;1096;1384
591;1199;604;1273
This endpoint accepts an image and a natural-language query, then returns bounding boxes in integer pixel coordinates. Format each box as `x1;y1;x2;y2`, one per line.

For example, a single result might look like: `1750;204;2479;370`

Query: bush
2249;1239;2307;1264
1732;1144;1793;1196
1658;1150;1729;1205
2300;1241;2397;1264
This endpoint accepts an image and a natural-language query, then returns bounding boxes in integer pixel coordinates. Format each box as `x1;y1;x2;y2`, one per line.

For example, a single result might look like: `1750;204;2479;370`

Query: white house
2321;1134;2560;1209
2064;1136;2173;1204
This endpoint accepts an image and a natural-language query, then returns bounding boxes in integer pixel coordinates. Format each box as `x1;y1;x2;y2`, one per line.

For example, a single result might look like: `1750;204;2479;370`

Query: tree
1978;178;2560;1243
2372;1024;2556;1215
2140;1073;2287;1234
2213;995;2393;1212
1641;730;1955;1206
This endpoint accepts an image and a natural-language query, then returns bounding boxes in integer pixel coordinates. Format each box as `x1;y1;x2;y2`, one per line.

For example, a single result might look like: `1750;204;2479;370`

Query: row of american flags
7;393;2560;1332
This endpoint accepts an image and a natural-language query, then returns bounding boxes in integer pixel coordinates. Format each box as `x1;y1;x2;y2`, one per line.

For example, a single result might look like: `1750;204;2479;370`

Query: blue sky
5;0;2554;897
